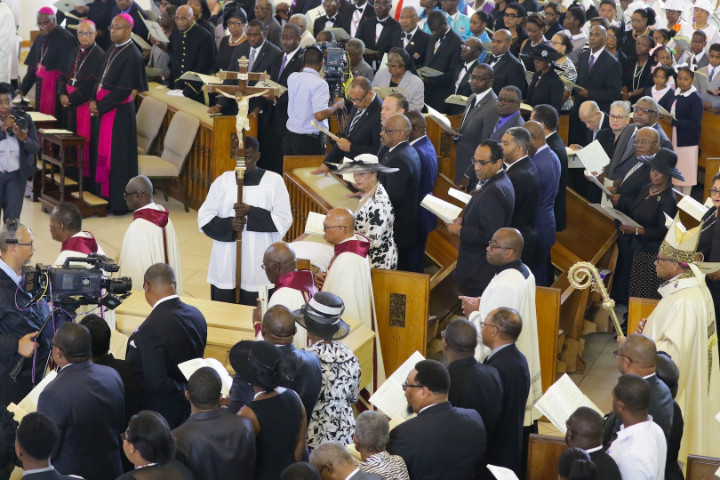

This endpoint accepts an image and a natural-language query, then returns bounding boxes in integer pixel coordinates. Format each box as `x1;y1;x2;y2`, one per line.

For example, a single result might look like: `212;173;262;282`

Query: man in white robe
639;216;720;462
118;176;183;295
257;241;317;348
461;227;542;426
315;207;385;387
197;136;292;306
0;2;15;84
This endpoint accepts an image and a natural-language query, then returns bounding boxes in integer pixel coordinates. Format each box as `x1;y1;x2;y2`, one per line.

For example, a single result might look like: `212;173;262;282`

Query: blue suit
37;361;125;480
530;145;561;286
412;135;439;236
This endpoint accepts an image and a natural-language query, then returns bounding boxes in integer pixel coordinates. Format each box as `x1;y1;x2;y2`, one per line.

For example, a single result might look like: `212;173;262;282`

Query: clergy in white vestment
258;241;317;349
315;207;386;387
0;2;14;84
118;176;183;295
197;136;292;306
463;227;542;426
640;214;720;462
49;202;117;327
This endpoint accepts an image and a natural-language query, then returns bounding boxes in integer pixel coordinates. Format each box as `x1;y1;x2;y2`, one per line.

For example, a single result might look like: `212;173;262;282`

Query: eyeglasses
77;31;95;36
120;431;129;442
260;260;278;270
470;75;493;81
37;21;51;27
471;158;497;166
633;139;658;145
612;350;634;362
633;106;658;114
497;97;519;103
401;382;424;391
387;63;405;69
488;241;512;250
709;188;720;195
227;21;245;27
348;90;369;104
13;242;33;247
610;114;628;120
504;12;519;18
381;126;399;133
123;190;143;199
323;224;346;231
478;320;496;329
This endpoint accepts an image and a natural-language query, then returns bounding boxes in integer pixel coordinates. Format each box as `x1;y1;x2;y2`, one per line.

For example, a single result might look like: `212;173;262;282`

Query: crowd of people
1;0;720;478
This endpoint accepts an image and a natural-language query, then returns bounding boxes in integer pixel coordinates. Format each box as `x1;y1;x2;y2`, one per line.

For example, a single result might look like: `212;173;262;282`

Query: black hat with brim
638;149;685;181
293;292;350;341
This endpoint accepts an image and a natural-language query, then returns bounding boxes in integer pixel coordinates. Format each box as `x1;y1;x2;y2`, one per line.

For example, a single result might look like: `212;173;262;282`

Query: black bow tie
402;32;411;40
327;15;336;21
355;5;363;11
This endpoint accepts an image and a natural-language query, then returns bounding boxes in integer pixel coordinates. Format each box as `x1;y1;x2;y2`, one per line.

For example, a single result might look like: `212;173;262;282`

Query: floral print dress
355;182;398;270
307;341;361;449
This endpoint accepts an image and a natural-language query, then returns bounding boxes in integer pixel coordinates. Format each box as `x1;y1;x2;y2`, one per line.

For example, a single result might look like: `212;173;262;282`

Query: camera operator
0;83;39;223
0;221;51;406
284;46;344;155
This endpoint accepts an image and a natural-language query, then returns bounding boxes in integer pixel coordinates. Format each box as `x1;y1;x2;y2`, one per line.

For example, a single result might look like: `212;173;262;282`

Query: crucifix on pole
205;56;283;303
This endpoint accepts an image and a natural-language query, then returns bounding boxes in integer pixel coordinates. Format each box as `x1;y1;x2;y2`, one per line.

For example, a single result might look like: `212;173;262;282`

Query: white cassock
322;235;386;386
469;264;542;426
643;270;720;463
197;170;292;291
118;203;183;295
0;3;15;83
53;231;116;328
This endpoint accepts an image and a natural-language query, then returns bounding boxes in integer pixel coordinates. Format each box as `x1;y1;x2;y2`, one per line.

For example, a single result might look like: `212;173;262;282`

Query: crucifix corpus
205;56;283;303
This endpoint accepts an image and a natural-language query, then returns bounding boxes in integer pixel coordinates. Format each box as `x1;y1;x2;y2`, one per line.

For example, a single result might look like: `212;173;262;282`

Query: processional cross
205;56;283;302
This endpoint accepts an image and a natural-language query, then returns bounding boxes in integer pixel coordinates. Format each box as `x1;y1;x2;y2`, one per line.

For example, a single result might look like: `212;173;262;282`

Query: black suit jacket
423;29;463;112
487;52;527;97
616;163;651;204
339;2;375;35
22;470;81;480
455;170;515;296
37;361;125;480
448;357;504;442
217;40;283;114
173;409;256;480
574;49;622;113
94;352;139;423
125;297;208;429
596;127;618;158
447;60;480;115
324;94;383;165
526;69;564;113
506;157;539;264
390;28;432;68
313;13;344;37
387;402;486;480
666;401;684;480
589;450;622;480
278;343;323;419
485;344;531;476
546;131;568;232
379;142;421;248
356;16;401;62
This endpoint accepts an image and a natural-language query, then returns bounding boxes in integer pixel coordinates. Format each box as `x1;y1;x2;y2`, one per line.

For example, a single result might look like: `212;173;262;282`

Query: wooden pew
686;455;720;479
627;296;659;336
137;83;245;211
527;433;568;480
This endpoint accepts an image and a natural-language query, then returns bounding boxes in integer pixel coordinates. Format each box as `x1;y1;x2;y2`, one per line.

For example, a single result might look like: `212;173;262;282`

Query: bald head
327;207;354;228
324;208;355;244
494;228;524;255
125;176;154;210
618;333;657;374
407;110;426;141
177;5;193;16
566;407;604;449
523;120;546;156
387;114;411;137
262;305;298;344
265;242;296;268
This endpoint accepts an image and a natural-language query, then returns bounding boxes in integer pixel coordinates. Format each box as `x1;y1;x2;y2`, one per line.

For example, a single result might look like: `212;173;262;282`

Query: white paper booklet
178;71;223;85
8;370;58;421
421;194;463;224
131;33;151;50
369;351;425;421
28;112;56;122
448;187;471;204
179;357;233;397
488;465;520;480
445;94;469;107
576;140;611;174
110;329;129;360
590;204;642;228
416;66;444;77
533;374;603;434
425;104;460;135
304;211;326;236
677;194;709;221
142;19;170;43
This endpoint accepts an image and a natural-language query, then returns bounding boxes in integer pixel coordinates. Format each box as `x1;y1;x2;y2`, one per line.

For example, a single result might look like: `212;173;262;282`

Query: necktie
493;116;503;132
461;97;476;125
588;54;595;70
278;54;288;78
249;48;257;71
348;109;364;133
711;67;716;82
692;55;698;67
352;8;362;35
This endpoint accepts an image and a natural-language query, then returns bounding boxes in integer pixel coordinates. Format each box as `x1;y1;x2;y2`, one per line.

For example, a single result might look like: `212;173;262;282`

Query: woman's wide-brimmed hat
638;148;685;181
521;44;562;65
293;292;350;341
229;340;295;388
333;154;399;174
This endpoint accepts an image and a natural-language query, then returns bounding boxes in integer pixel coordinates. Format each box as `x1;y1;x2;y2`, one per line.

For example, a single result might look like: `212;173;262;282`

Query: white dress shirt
608;417;667;480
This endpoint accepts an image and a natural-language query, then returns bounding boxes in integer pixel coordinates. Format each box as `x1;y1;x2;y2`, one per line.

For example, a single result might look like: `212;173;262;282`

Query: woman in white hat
335;154;399;270
692;0;720;49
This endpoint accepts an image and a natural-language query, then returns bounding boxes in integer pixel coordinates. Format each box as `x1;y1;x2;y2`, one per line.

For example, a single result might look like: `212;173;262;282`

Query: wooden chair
138;111;199;212
527;433;568;480
136;96;168;155
686;454;720;479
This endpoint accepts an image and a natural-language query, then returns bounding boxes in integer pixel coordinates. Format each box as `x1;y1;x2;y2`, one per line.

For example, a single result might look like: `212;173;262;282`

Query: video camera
319;41;348;98
21;254;132;311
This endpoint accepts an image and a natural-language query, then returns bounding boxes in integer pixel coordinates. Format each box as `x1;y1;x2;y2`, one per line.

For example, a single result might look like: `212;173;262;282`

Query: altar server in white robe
198;136;292;306
315;207;386;387
638;214;720;462
461;227;542;427
0;2;15;84
257;241;317;348
119;176;183;295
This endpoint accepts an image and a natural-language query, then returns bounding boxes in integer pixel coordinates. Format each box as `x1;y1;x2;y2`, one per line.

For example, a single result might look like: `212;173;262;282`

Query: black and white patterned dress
355;183;398;270
307;341;361;449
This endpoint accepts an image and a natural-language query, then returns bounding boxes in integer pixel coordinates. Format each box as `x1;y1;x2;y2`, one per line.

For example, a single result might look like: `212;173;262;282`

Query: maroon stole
61;232;99;255
274;270;317;301
328;235;370;269
133;207;170;263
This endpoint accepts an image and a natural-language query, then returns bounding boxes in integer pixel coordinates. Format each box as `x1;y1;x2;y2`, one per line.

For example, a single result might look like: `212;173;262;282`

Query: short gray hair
506;127;530;153
309;442;354;469
346;38;365;54
610;100;631;117
355;411;389;453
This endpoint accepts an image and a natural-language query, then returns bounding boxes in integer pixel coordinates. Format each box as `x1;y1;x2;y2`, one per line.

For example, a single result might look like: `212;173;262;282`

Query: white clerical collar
388;140;408;153
410;135;427;145
116;38;133;47
642;373;656;380
153;294;179;309
585;445;603;454
136;202;162;212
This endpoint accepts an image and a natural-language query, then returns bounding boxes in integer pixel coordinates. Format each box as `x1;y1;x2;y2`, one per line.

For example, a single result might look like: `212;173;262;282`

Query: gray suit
455;89;498;183
606;123;672;180
462;110;524;182
696;65;720;108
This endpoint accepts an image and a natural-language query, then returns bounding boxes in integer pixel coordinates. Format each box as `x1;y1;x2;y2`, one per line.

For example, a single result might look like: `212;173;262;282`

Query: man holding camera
0;82;39;224
0;221;51;406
